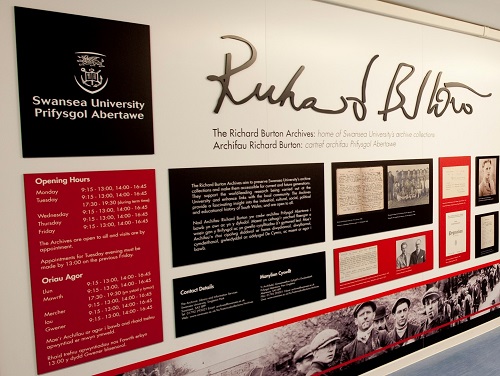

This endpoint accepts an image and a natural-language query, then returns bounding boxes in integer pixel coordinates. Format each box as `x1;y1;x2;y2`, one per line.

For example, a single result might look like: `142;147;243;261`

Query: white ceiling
380;0;500;30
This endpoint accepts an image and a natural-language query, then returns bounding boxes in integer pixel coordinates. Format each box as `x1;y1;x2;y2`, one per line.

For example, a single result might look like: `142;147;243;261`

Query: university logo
74;52;108;94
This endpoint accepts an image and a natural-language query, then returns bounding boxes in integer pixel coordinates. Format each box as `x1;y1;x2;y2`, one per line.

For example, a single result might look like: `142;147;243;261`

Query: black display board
169;163;325;266
173;252;326;336
332;159;433;240
14;7;154;157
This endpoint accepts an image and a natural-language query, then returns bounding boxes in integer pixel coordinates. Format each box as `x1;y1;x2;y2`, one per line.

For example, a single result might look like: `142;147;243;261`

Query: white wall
1;1;499;375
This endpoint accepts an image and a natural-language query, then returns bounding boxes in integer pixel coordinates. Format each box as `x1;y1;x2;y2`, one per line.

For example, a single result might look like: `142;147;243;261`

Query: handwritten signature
207;35;491;121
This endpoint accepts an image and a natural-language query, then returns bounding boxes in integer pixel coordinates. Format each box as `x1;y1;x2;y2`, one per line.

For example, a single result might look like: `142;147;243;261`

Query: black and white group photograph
387;164;430;209
118;264;500;376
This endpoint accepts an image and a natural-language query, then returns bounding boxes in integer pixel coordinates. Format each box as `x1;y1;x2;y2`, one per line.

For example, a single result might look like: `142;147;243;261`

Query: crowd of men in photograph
293;265;500;376
120;265;500;376
442;264;500;324
293;294;430;376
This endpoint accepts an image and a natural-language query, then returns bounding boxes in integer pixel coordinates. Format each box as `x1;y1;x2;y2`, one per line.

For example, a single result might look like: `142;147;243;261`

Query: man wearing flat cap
340;301;394;364
419;286;449;335
388;297;420;344
293;345;313;375
305;329;340;376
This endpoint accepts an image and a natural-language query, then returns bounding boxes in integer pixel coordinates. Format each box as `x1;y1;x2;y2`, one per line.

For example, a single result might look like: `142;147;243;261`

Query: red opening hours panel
23;169;163;374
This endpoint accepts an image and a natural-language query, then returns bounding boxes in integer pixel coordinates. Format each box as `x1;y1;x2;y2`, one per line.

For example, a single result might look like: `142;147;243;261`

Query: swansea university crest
74;52;108;94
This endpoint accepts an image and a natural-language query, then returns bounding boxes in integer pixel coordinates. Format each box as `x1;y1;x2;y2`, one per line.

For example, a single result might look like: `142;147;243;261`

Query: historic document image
338;245;378;283
445;210;467;256
480;214;495;249
336;166;384;215
442;165;469;199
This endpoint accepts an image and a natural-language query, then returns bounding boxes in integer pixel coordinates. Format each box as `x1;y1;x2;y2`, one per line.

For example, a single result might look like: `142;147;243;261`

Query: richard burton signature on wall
207;35;492;121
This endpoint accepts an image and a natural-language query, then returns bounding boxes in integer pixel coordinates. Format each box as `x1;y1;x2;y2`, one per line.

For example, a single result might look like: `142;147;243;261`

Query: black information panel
169;163;325;266
332;159;433;240
173;252;326;337
15;7;154;157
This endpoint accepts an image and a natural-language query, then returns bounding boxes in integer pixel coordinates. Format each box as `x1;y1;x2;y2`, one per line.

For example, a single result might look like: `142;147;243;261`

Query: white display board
1;1;500;375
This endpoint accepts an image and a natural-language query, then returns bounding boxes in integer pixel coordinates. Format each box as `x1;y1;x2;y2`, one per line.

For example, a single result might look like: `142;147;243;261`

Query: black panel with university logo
14;7;154;158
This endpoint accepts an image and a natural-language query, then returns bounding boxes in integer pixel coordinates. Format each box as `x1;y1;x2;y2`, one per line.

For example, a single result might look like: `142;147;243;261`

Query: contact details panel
23;169;162;374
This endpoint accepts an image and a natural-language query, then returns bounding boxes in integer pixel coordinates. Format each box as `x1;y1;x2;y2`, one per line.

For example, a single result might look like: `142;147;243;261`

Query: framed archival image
439;156;471;267
475;212;499;258
387;164;430;210
475;156;499;206
333;159;433;240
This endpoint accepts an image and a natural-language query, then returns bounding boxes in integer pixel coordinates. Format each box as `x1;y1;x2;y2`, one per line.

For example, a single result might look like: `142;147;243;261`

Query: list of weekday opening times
23;169;163;374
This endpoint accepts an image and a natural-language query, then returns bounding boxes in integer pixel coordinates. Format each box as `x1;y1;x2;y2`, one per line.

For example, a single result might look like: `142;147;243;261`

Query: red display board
23;170;162;374
439;157;471;267
334;230;433;294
